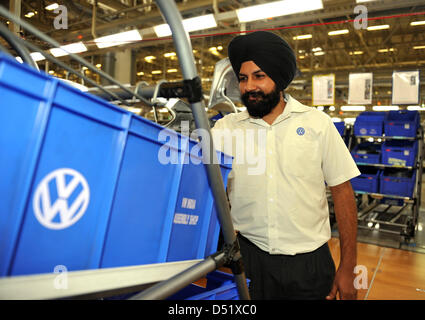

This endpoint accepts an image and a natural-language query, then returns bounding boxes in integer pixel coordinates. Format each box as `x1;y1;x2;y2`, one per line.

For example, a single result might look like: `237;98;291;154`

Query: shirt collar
234;94;311;123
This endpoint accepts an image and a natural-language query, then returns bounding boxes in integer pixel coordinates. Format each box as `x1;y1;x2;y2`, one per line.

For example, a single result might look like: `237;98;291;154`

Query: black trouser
237;233;335;300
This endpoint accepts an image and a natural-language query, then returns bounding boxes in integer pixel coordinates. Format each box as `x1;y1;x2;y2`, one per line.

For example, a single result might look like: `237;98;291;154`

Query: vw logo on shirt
296;127;305;136
33;168;90;230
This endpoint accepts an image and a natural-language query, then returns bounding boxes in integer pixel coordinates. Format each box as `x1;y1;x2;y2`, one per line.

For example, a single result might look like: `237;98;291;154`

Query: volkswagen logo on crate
33;168;90;230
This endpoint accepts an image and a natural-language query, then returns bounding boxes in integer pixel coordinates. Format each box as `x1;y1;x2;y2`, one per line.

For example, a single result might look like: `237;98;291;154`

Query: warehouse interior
1;0;425;300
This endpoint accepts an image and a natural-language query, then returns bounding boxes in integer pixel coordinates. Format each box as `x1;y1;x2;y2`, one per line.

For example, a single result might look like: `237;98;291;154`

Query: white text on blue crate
157;121;267;175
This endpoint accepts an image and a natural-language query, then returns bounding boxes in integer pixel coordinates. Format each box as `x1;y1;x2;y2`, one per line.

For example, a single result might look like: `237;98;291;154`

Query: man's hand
326;266;357;300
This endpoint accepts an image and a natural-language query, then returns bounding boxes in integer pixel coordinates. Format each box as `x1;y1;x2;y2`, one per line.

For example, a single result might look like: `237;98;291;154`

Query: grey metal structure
0;0;250;300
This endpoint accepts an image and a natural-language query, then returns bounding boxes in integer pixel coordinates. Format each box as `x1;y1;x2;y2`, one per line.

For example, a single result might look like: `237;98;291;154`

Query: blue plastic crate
333;121;345;136
354;112;386;136
384;110;419;137
101;133;232;267
168;271;250;300
380;169;416;198
381;140;417;167
0;54;130;276
351;142;381;164
350;167;380;193
0;53;232;276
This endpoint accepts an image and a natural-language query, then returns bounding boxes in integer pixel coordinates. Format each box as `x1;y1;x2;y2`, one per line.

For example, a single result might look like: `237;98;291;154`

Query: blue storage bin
381;140;417;167
380;168;416;198
354;112;386;136
384;110;419;137
351;142;381;164
0;53;130;276
101;133;232;267
168;271;250;300
333;121;345;136
350;167;380;193
0;53;232;276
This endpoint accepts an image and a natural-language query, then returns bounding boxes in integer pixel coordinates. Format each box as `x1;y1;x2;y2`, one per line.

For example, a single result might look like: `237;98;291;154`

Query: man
211;31;360;300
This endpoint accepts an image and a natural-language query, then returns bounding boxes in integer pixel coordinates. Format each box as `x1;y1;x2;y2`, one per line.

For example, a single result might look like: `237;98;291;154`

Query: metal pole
151;0;250;300
129;252;226;300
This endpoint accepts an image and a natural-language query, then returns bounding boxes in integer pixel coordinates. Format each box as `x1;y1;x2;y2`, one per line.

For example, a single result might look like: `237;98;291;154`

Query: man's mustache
242;91;266;99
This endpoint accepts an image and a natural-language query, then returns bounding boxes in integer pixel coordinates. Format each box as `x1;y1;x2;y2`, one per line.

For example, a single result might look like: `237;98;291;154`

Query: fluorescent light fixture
372;105;399;111
94;30;142;49
413;45;425;50
144;56;156;63
25;12;35;18
341;106;366;111
367;24;390;31
163;52;176;58
151;70;162;74
349;51;364;55
293;34;312;40
30;52;46;61
136;71;144;76
45;3;59;11
236;0;323;23
317;106;324;111
344;118;356;125
314;51;325;56
312;47;322;52
411;20;425;26
50;42;87;57
167;68;178;73
407;106;425;111
378;48;395;53
329;106;336;111
328;29;349;36
154;14;217;37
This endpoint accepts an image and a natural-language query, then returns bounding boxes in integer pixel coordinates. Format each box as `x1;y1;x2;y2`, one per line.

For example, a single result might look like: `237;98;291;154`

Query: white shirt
211;94;360;255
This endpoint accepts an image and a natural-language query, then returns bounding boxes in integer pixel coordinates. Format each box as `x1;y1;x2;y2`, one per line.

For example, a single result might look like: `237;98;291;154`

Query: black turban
228;31;297;91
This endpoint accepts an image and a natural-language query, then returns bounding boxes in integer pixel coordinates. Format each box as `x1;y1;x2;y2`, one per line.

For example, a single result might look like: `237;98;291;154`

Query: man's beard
241;87;281;118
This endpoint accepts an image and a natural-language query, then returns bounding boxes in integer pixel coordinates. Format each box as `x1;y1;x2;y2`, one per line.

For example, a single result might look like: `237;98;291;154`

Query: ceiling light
25;12;35;18
407;106;425;111
95;63;102;68
163;52;176;58
144;56;156;63
151;70;162;74
136;72;144;76
30;52;46;61
293;34;312;40
154;14;217;37
410;20;425;26
328;29;349;36
314;51;325;56
45;3;59;11
236;0;323;23
367;24;390;31
341;106;366;111
378;48;395;53
94;30;142;49
50;42;87;57
167;69;178;73
349;51;364;55
413;45;425;50
372;106;399;111
312;47;322;52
